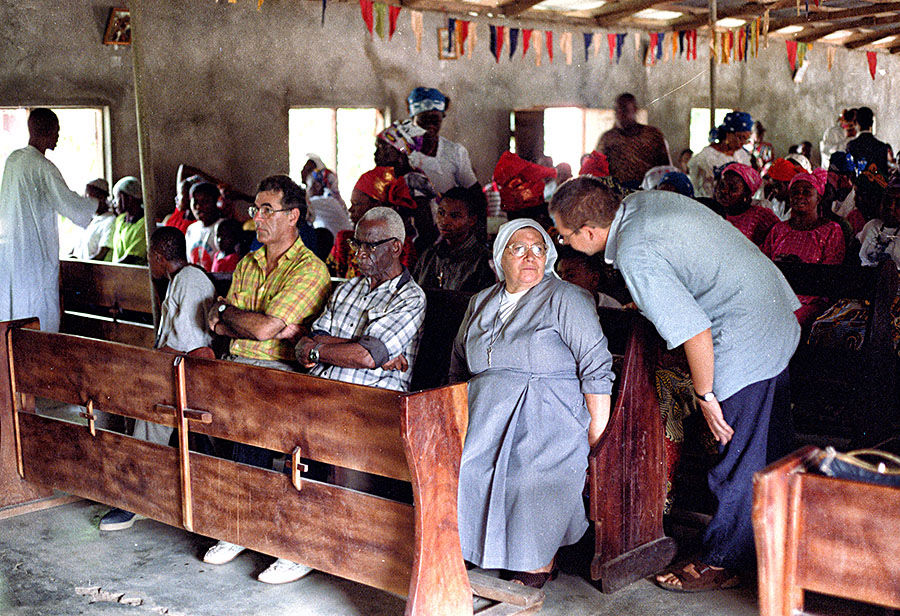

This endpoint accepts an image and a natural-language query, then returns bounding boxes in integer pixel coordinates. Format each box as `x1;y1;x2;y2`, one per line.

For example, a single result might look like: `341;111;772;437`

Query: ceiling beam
793;14;899;43
766;1;900;32
843;23;900;48
592;0;674;24
498;0;546;17
670;0;791;31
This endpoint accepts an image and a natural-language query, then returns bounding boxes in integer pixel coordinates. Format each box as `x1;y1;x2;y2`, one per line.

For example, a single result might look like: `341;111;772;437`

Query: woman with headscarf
406;87;479;194
763;169;845;325
714;162;779;247
449;218;614;588
688;111;754;199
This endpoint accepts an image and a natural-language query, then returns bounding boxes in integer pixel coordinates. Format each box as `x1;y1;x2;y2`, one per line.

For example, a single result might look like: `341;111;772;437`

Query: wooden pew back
753;446;900;615
3;322;472;615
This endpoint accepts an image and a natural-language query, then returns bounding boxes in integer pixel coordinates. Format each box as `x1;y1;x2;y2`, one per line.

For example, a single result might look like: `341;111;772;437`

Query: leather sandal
654;560;740;593
509;567;559;589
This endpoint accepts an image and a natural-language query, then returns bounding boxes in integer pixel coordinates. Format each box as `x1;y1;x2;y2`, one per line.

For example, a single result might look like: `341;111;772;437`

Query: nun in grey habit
449;218;614;583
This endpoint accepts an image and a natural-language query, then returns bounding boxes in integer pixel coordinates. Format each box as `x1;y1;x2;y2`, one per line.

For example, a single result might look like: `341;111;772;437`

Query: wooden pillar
127;0;160;328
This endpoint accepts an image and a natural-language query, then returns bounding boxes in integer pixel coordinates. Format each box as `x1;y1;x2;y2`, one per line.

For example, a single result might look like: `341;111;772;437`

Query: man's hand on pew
381;354;409;372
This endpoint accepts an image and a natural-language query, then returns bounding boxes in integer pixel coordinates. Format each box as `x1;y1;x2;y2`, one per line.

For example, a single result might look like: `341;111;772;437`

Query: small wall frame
103;8;131;45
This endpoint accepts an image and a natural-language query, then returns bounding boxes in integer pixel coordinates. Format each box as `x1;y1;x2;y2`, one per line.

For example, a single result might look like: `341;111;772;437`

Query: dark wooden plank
795;475;900;608
60;258;153;315
18;412;183;527
189;452;416;598
594;537;677;594
61;311;156;347
10;329;177;425
183;356;411;481
468;571;544;608
0;320;54;509
402;384;472;615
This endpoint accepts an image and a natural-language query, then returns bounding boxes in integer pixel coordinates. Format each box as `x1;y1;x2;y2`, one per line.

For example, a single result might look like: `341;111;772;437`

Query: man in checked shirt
295;206;426;392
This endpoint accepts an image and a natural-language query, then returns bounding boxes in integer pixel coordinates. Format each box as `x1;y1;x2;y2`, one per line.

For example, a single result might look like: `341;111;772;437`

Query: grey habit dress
449;273;614;571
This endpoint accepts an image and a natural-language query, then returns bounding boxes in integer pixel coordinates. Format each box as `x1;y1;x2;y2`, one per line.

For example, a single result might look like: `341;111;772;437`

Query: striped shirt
310;269;426;391
226;235;330;361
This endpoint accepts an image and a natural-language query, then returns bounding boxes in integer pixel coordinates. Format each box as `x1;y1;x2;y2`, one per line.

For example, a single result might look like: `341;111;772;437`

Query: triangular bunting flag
616;33;626;63
510;28;520;58
388;5;400;39
321;0;326;26
469;23;478;58
546;31;553;63
797;42;807;66
678;31;685;56
523;29;532;57
534;30;543;66
786;40;797;71
448;18;456;53
827;45;835;71
608;33;616;62
458;20;469;55
584;32;593;62
634;32;641;62
489;25;499;62
373;3;386;39
656;32;664;60
867;51;877;79
561;31;573;65
359;0;373;36
649;32;658;65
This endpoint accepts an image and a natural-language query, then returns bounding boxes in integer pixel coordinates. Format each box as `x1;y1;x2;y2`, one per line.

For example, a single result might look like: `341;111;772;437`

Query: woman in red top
763;169;845;325
715;162;779;247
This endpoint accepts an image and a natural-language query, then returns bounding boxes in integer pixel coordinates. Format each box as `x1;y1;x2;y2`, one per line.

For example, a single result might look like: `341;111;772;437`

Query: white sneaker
203;540;246;565
257;558;314;584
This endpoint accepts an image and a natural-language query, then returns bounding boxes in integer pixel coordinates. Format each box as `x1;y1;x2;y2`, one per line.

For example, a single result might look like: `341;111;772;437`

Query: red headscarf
579;150;610;178
765;158;800;182
492;151;557;212
789;168;828;196
720;162;762;195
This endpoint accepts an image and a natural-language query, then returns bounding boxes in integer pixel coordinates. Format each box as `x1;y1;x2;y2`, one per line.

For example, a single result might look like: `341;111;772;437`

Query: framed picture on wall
437;28;458;60
103;8;131;45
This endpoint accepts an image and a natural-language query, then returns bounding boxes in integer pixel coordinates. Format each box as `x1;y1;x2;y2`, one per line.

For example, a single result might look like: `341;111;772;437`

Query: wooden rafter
793;14;899;43
592;0;674;24
766;1;900;33
843;22;900;48
498;0;546;17
669;0;792;31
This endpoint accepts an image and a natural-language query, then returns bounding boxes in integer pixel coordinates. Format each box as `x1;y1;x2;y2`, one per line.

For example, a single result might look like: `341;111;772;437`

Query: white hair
358;206;406;244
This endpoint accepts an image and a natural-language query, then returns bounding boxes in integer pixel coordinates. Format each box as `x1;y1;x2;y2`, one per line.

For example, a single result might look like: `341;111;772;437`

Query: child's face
191;194;219;226
148;249;167;279
557;258;600;294
217;228;237;254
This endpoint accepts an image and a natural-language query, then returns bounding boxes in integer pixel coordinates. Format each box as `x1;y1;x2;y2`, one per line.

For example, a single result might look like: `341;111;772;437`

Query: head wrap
407;87;447;117
492;218;559;283
765;158;800;182
785;152;812;172
828;151;858;177
112;176;142;200
493;151;557;212
657;171;694;198
579;150;610;177
719;111;754;134
377;120;426;155
720;162;762;195
86;178;109;194
640;165;680;190
353;167;417;210
789;168;828;196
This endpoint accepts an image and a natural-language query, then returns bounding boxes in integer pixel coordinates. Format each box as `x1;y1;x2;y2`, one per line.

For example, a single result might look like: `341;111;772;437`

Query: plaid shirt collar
250;232;305;270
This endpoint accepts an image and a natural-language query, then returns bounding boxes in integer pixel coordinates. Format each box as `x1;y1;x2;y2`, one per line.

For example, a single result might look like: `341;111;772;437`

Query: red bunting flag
785;40;797;71
545;31;553;63
458;20;469;55
388;5;400;40
522;29;532;56
359;0;373;36
608;33;616;62
867;51;877;79
496;26;505;62
649;32;658;65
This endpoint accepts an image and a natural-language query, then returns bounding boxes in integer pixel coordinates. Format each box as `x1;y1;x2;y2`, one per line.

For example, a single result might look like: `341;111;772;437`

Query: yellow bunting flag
763;10;770;48
827;46;835;70
411;10;423;52
469;23;477;58
593;31;602;57
257;0;263;8
534;30;543;66
634;32;641;62
561;31;573;64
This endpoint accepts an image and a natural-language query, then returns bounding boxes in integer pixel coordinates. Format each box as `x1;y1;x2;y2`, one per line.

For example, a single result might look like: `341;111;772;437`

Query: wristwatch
307;343;322;364
217;303;227;314
694;389;716;402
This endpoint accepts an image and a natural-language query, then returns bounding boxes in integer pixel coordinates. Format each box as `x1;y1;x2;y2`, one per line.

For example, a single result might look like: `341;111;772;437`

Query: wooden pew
753;446;900;615
776;261;899;446
59;257;156;347
0;319;544;615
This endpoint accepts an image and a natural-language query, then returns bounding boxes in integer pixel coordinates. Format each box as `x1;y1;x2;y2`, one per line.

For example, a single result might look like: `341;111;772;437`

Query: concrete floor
0;499;763;616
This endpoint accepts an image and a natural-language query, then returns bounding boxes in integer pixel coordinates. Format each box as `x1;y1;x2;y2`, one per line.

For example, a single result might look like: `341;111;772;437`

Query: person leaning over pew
550;176;800;592
99;226;217;531
203;174;331;585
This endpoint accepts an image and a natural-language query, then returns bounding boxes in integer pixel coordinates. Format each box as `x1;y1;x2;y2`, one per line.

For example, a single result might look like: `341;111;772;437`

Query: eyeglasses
248;205;297;219
555;226;584;246
506;242;547;258
347;237;398;253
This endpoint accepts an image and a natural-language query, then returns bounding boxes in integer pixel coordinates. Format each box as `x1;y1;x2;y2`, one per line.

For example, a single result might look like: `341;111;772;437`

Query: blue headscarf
657;171;695;198
829;151;859;177
719;111;754;134
407;87;447;117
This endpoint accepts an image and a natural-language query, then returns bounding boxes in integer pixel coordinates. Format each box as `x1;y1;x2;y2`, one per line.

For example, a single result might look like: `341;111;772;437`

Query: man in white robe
0;108;95;332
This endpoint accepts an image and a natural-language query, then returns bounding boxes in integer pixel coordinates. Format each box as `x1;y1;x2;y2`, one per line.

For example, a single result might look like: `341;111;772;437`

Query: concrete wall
0;1;139;180
3;0;898;221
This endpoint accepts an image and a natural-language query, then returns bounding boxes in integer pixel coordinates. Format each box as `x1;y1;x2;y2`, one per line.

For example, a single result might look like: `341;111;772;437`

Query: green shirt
111;213;147;264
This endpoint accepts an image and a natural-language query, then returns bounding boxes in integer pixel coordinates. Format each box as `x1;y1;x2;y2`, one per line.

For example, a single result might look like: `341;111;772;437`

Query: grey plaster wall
0;1;139;180
3;0;898;222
